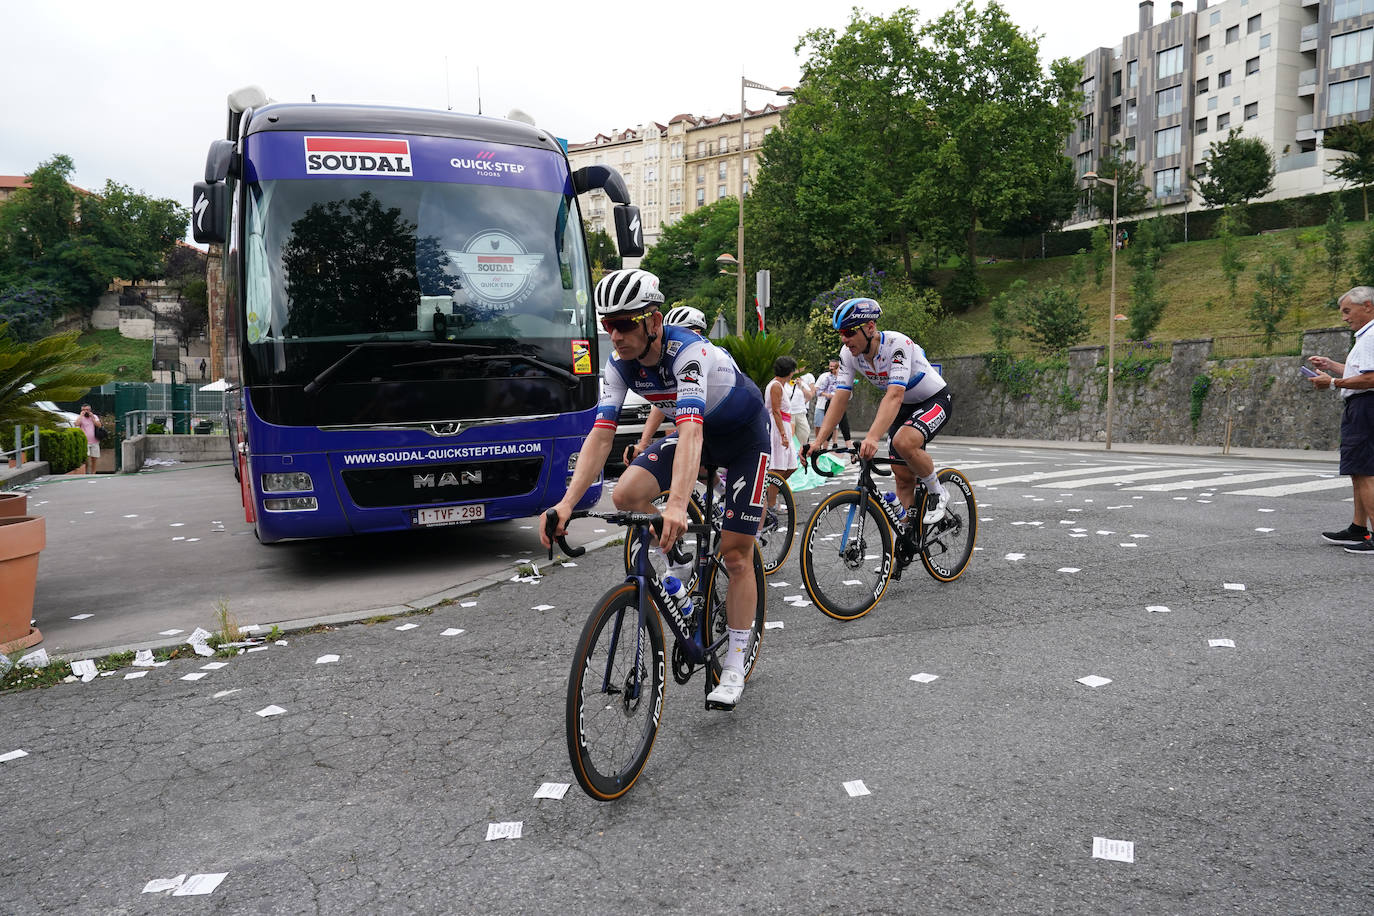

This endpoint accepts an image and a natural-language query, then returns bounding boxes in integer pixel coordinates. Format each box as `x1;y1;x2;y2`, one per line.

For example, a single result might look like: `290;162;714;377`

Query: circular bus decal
450;230;545;308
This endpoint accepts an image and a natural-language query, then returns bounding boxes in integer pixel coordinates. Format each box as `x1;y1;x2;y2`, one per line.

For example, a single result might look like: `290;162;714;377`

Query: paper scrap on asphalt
123;514;138;518
1058;567;1080;574
316;655;339;664
770;580;790;586
256;705;286;717
70;613;93;620
1069;533;1087;538
246;646;269;653
1255;527;1274;533
1095;530;1113;536
783;595;804;602
142;875;186;894
1077;675;1112;688
211;689;239;698
909;673;939;683
180;672;208;682
842;579;863;586
239;624;260;632
200;662;227;670
133;650;155;667
1119;543;1138;548
1209;638;1236;648
529;604;554;611
486;821;523;840
1146;605;1171;613
18;649;49;669
172;536;185;542
158;629;184;637
1092;837;1134;863
460;601;477;607
534;783;570;800
843;780;871;797
171;873;227;896
1004;553;1026;561
394;623;419;631
764;621;784;630
187;627;212;644
561;562;577;567
0;749;29;762
71;659;98;682
1130;533;1150;538
124;671;148;680
441;628;465;637
1257;508;1275;512
1223;583;1246;591
193;643;215;657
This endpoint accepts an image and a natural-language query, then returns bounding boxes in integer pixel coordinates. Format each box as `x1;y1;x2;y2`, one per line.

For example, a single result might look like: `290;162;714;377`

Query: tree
1249;247;1299;350
0;154;78;267
640;197;737;308
1325;194;1349;309
1125;216;1172;340
1324;118;1374;220
0;325;109;429
0;282;64;343
998;156;1079;260
1216;207;1247;297
585;228;622;276
1193;128;1275;209
1022;284;1090;353
1090;143;1150;217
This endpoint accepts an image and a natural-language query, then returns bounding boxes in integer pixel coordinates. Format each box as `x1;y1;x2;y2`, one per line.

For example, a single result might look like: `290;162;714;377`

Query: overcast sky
2;0;1149;224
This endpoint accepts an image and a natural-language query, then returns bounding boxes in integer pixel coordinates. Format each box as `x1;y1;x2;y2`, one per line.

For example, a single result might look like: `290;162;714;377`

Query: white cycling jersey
835;330;946;403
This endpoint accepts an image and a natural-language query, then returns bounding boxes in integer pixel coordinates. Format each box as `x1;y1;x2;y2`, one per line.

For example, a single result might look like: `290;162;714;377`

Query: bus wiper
395;353;580;386
304;340;496;395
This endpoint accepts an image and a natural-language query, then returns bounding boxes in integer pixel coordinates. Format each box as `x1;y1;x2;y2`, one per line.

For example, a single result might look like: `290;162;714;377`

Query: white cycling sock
920;472;945;497
725;627;752;673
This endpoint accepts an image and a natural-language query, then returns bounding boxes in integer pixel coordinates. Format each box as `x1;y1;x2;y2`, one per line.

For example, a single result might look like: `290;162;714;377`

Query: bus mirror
571;165;631;205
613;205;644;258
191;181;227;244
204;139;236;182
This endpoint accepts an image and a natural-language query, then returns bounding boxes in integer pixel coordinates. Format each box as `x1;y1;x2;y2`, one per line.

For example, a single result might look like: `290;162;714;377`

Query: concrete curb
935;436;1338;465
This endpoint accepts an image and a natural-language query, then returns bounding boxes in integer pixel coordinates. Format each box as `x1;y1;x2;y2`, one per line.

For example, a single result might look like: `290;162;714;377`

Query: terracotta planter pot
0;515;45;654
0;491;27;519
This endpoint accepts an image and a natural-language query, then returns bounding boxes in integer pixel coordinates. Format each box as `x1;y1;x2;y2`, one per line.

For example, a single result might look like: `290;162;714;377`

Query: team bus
192;86;643;542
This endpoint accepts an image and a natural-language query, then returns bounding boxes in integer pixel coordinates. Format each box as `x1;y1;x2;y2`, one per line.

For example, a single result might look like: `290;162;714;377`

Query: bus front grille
341;457;544;508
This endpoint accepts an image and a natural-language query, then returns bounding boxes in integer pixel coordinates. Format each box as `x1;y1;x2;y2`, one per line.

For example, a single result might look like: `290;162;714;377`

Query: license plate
413;504;485;526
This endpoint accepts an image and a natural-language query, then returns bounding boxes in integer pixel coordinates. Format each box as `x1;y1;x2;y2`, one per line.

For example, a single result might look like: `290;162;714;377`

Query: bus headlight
261;472;313;492
263;497;318;512
567;452;580;471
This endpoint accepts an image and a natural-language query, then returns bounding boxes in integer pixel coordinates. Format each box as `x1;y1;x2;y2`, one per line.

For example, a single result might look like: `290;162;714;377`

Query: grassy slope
76;328;153;382
933;220;1369;357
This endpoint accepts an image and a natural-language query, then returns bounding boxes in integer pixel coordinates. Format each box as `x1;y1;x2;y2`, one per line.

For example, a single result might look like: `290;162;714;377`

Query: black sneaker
1322;525;1370;546
1344;537;1374;555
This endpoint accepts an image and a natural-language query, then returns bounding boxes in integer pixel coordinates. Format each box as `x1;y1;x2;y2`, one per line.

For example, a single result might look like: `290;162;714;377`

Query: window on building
1244;102;1259;120
1127;98;1138;127
1335;0;1374;19
1112;70;1122;98
1154;167;1181;198
1127;59;1138;89
1246;56;1260;76
696;188;705;206
1079;113;1094;142
1247;14;1261;33
717;161;728;180
1217;112;1231;130
1197;34;1210;53
1082;76;1096;105
1260;33;1271;49
1157;45;1183;78
1196;76;1209;95
1206;54;1215;65
1208;96;1218;110
1330;76;1373;116
1075;150;1095;176
1155;125;1182;157
1210;9;1221;24
1157;85;1182;118
1219;70;1232;88
623;150;632;163
1225;25;1239;44
1110;105;1121;135
743;130;752;149
717;184;727;199
743;180;750;195
696;165;705;185
719;135;729;153
742;156;751;176
1196;117;1208;134
1124;136;1137;162
696;141;706;157
1333;29;1374;69
645;167;656;182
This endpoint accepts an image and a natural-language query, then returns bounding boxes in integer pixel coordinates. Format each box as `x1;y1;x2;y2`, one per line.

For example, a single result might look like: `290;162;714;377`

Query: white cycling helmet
594;268;665;316
664;305;707;333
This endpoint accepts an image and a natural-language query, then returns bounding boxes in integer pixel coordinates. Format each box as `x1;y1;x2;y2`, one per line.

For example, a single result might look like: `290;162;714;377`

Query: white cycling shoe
921;487;950;525
706;668;745;711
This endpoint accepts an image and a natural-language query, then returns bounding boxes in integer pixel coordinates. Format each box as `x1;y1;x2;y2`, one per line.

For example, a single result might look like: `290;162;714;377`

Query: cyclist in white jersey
542;269;770;710
807;296;952;524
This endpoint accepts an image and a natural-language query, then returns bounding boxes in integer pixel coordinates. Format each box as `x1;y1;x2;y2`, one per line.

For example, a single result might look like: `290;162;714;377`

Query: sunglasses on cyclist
600;312;653;334
839;326;864;338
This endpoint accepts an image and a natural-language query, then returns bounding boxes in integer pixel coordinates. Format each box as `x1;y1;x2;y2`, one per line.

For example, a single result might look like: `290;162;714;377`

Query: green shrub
44;428;86;474
147;422;167;435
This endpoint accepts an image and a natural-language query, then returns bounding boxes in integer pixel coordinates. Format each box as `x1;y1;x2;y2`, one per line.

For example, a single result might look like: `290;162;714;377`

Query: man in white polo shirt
1309;286;1374;554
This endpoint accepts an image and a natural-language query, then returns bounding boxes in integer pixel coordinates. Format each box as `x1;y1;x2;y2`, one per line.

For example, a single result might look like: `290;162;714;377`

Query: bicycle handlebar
804;445;895;478
544;508;665;560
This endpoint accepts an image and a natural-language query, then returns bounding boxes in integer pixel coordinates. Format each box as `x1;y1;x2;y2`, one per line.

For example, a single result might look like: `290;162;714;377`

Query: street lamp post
1084;170;1118;450
737;77;792;336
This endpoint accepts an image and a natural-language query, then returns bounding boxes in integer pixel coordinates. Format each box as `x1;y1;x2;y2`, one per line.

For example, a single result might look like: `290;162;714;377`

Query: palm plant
714;330;795;389
0;324;109;428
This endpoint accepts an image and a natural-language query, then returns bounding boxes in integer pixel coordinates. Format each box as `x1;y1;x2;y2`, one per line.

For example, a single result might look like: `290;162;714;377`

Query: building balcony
1300;23;1319;52
1297;113;1316;141
1278;150;1318;173
1298;69;1317;97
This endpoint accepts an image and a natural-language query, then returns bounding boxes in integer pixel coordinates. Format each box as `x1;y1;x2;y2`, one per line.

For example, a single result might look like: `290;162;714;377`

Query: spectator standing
1309;286;1374;553
75;404;103;475
812;358;854;451
786;365;816;450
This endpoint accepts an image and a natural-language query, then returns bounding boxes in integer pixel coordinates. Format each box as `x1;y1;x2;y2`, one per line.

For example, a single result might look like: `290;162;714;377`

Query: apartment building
566;103;786;256
1067;0;1372;226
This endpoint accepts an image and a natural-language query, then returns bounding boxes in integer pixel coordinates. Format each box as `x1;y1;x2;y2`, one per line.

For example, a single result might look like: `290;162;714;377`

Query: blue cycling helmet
832;297;882;331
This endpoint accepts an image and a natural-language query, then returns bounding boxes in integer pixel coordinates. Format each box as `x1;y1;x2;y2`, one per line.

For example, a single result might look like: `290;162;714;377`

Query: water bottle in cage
662;575;692;620
883;491;907;523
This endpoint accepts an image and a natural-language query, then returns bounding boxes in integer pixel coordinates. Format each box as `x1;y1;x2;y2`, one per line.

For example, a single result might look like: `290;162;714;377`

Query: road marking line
1127;471;1311;492
1038;467;1220;488
975;464;1155;487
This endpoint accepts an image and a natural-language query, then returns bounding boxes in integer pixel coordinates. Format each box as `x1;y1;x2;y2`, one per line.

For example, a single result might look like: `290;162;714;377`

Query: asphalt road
1;442;1371;913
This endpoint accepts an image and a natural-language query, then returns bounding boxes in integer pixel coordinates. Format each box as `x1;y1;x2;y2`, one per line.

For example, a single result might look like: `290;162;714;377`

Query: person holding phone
75;405;103;474
1308;286;1374;553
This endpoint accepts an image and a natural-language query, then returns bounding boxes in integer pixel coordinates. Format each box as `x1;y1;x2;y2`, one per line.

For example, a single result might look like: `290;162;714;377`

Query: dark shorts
632;411;772;536
1339;394;1374;476
888;390;952;460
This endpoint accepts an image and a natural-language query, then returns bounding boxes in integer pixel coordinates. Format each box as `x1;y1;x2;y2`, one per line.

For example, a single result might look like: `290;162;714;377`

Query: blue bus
192;88;642;542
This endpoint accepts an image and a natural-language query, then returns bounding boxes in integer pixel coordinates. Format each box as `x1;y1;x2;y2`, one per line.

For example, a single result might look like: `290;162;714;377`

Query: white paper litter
1004;553;1026;561
531;604;555;611
255;705;286;717
1092;837;1134;863
1208;638;1236;648
1077;675;1112;688
534;782;570;800
211;689;239;698
394;623;419;631
1146;605;1171;613
1223;583;1246;591
172;873;228;896
70;613;93;620
764;621;784;630
0;749;29;762
486;821;523;840
440;628;465;636
142;875;186;894
1057;567;1080;573
561;562;577;567
133;650;155;667
843;780;871;797
18;649;49;669
909;673;939;683
1255;527;1274;533
460;601;477;607
124;671;148;680
70;659;98;682
200;662;227;670
842;579;863;586
316;655;340;664
180;672;208;682
158;629;184;637
187;627;212;644
192;643;215;657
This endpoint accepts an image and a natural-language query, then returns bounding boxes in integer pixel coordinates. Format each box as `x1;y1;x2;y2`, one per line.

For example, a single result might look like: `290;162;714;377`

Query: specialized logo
449;149;528;178
447;230;544;307
305;137;412;176
918;403;946;430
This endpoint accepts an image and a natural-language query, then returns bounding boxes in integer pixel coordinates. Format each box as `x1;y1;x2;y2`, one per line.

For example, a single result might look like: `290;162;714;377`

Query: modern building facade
1067;0;1371;226
566;103;786;256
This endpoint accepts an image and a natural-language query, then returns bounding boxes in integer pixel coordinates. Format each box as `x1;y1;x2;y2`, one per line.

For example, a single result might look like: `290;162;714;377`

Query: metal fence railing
3;425;42;469
1210;332;1303;359
123;410;221;437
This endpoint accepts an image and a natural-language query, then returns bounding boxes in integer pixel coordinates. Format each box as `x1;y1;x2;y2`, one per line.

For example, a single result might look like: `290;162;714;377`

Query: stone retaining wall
932;327;1353;451
120;434;229;473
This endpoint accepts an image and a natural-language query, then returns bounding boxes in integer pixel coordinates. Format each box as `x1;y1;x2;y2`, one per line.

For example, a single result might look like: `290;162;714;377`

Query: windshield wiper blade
304;340;496;395
395;354;580;386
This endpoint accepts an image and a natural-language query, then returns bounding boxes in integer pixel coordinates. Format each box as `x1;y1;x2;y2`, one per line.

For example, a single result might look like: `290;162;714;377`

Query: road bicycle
550;480;766;801
797;447;977;621
620;469;795;579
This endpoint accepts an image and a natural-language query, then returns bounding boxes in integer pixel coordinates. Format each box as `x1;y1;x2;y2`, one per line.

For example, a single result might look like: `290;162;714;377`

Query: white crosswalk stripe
976;465;1156;487
1038;467;1227;489
1127;471;1310;492
1224;477;1349;496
